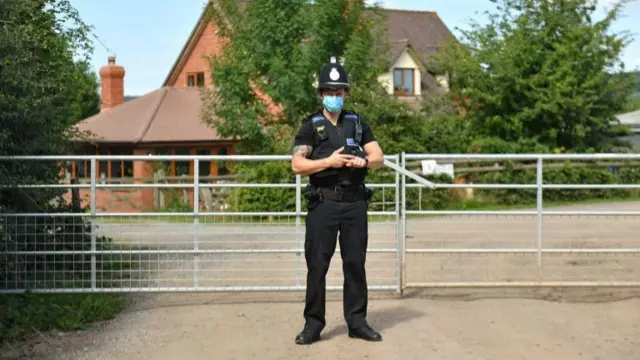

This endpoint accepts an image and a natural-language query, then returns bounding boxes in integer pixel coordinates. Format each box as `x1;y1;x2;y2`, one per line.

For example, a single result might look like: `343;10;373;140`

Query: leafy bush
0;200;137;345
0;292;125;343
474;163;640;205
225;161;297;213
0;0;135;346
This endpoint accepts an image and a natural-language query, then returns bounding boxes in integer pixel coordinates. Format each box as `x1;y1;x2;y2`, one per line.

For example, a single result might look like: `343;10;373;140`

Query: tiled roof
76;87;225;144
381;9;456;66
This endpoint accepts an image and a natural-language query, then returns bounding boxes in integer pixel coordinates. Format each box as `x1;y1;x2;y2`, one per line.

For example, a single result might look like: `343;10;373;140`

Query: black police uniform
293;57;382;345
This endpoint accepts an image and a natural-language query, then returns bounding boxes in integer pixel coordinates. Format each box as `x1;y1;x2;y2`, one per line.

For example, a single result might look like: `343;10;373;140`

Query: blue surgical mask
323;95;344;113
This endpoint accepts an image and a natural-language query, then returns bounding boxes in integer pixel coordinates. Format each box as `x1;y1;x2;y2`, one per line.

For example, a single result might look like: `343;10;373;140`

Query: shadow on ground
321;305;426;340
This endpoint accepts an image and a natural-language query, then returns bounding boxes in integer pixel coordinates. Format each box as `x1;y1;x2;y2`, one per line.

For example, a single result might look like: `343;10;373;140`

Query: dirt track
6;291;639;360
3;201;640;359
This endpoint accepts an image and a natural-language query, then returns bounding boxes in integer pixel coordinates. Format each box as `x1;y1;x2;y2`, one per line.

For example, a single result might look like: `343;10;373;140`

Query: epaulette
344;112;359;121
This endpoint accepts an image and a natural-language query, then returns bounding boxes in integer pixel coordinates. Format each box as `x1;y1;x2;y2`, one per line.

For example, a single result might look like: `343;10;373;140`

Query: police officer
291;56;384;345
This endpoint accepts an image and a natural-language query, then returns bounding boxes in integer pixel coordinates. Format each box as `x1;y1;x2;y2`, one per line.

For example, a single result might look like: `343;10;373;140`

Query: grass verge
0;246;139;347
0;292;126;344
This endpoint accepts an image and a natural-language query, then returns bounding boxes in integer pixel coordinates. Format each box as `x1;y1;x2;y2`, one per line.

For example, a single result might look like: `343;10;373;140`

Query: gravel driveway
2;201;639;359
90;201;640;289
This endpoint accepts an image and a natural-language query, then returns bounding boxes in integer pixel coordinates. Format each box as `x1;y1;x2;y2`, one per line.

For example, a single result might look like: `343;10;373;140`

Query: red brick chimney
99;56;125;112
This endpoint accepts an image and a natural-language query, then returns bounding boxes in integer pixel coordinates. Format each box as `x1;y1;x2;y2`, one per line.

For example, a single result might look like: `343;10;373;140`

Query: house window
393;68;415;96
108;148;135;182
96;148;134;183
175;148;191;176
154;148;192;181
68;147;133;183
74;159;89;180
98;148;110;183
187;72;205;87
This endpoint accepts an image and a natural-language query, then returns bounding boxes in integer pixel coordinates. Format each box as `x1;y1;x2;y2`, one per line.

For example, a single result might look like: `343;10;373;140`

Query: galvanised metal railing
1;153;639;294
0;154;401;294
400;153;640;291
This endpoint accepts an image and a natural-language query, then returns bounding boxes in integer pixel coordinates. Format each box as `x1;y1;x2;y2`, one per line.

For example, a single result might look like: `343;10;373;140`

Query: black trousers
303;197;369;332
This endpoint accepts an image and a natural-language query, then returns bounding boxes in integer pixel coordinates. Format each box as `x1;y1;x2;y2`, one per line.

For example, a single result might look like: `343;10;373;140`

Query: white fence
1;153;640;294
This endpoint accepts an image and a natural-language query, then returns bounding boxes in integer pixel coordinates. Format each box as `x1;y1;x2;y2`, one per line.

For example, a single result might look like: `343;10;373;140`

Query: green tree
0;0;123;345
200;0;392;154
622;71;640;112
200;0;414;212
0;0;98;211
67;60;101;124
434;0;636;153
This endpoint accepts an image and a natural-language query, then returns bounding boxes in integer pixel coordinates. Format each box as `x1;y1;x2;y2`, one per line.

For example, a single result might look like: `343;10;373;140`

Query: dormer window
393;68;415;96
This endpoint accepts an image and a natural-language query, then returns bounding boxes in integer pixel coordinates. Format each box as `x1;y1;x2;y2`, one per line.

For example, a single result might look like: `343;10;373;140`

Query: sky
69;0;640;96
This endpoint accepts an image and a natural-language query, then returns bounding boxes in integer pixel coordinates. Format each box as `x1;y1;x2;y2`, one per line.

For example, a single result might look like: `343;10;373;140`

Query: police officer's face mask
323;95;344;113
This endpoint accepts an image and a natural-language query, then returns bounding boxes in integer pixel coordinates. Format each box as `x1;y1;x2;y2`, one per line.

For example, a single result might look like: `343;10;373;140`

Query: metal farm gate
1;153;639;294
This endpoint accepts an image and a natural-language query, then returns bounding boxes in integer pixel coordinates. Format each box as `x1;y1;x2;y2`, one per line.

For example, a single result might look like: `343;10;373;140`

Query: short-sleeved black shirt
294;109;376;187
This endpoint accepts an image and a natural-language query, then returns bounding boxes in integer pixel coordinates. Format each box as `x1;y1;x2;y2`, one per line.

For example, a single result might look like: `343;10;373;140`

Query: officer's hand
346;157;367;168
326;147;354;168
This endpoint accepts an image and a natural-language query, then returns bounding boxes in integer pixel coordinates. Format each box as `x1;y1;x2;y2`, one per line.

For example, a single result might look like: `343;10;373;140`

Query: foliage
433;0;636;153
419;92;475;154
201;0;408;212
200;0;640;214
66;60;101;124
225;161;297;212
0;0;127;344
0;0;99;210
623;71;640;111
399;163;640;212
0;202;136;345
0;292;125;344
625;92;640;112
201;0;390;153
202;0;310;155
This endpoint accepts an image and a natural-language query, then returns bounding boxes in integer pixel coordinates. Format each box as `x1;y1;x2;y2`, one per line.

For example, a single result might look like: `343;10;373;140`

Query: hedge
222;161;640;214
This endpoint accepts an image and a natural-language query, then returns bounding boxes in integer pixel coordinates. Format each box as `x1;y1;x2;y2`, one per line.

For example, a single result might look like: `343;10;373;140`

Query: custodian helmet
317;56;349;90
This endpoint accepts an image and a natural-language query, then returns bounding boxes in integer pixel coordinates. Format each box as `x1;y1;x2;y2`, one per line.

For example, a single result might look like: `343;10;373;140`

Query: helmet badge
329;68;340;81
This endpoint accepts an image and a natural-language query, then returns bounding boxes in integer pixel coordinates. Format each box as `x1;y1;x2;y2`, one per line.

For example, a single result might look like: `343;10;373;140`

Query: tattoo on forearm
292;145;312;158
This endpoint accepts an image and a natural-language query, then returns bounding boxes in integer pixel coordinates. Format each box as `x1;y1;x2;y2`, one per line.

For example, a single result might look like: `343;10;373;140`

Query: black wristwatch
364;157;369;167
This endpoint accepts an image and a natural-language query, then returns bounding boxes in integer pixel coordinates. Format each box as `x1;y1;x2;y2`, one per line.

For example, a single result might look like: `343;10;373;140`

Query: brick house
69;1;456;212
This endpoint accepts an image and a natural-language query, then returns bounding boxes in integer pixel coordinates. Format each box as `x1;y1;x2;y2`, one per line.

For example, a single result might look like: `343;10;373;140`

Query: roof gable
162;2;456;86
162;3;211;87
390;43;427;71
163;0;249;87
382;9;455;65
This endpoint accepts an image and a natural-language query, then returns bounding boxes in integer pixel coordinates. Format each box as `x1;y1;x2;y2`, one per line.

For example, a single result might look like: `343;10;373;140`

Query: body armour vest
307;110;368;187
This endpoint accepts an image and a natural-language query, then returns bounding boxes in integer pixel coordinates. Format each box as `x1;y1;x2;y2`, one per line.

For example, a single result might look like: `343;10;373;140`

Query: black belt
317;185;367;202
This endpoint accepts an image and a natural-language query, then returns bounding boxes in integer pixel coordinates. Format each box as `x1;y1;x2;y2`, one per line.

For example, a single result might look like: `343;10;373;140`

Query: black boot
348;324;382;342
295;326;321;345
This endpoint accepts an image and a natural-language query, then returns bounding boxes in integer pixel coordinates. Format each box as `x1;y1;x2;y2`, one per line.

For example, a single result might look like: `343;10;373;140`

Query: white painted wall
377;49;422;96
